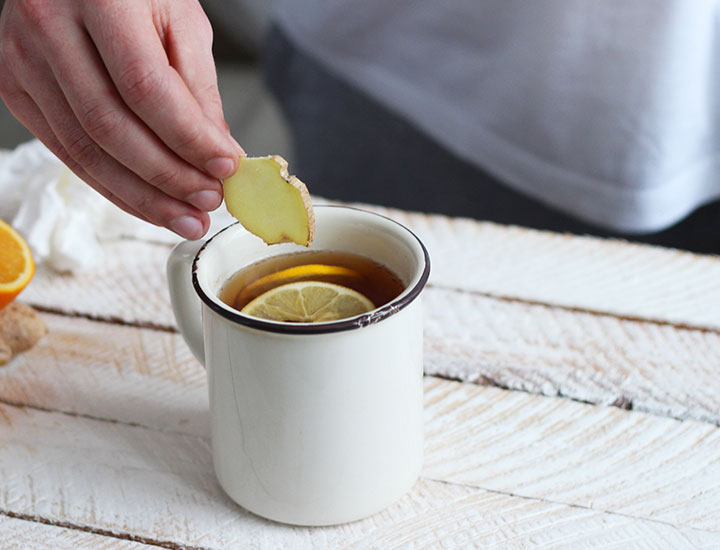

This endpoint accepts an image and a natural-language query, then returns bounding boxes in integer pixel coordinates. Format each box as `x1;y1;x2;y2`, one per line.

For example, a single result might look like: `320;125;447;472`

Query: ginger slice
0;302;48;366
223;155;315;246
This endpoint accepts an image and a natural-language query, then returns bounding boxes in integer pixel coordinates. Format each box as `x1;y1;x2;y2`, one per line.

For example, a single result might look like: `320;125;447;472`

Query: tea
219;250;405;315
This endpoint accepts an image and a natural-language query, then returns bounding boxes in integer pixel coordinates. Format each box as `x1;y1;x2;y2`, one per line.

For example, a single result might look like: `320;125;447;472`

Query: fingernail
205;157;236;179
187;190;222;211
170;216;205;240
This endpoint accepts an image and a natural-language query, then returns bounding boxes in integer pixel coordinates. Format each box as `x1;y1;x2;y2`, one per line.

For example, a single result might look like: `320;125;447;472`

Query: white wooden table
1;204;719;549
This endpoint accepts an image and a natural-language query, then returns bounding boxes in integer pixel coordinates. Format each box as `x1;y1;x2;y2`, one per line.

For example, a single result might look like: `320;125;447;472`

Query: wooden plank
0;313;208;437
17;227;720;427
373;205;720;330
2;339;719;535
423;377;720;531
342;492;719;550
4;297;719;435
21;240;176;329
425;288;720;424
0;515;156;550
0;402;716;549
21;209;720;334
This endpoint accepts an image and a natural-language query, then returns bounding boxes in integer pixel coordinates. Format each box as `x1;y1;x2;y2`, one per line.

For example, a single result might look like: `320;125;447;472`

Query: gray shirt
274;0;720;232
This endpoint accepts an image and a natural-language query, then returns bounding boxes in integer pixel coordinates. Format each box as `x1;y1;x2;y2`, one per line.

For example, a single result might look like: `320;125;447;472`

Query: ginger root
0;302;47;365
223;155;315;246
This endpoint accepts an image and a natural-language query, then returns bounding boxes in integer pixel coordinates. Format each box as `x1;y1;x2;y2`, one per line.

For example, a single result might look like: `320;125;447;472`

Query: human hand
0;0;242;239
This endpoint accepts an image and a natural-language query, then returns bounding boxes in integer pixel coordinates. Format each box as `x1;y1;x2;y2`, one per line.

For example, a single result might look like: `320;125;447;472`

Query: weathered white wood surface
422;378;720;531
377;205;720;330
0;313;209;436
2;308;719;452
0;515;155;550
2;317;719;536
22;205;720;333
4;175;720;547
425;288;720;425
18;218;720;427
15;281;720;427
22;241;175;329
1;399;718;549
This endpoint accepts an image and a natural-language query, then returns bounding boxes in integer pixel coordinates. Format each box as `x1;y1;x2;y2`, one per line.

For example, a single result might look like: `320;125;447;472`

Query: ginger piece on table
0;302;47;366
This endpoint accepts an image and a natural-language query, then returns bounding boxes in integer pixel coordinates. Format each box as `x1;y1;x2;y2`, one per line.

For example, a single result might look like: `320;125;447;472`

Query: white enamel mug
167;206;430;526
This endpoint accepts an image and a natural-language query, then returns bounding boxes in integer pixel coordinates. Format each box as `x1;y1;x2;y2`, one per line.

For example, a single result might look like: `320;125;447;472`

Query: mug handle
167;240;206;366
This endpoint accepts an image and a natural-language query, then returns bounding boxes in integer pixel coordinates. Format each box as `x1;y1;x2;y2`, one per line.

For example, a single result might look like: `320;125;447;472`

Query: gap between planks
0;370;617;451
0;371;612;455
0;396;194;438
428;283;720;335
27;304;178;334
0;382;711;532
0;366;654;440
27;280;720;337
0;509;208;550
2;397;718;548
18;300;720;426
2;479;715;550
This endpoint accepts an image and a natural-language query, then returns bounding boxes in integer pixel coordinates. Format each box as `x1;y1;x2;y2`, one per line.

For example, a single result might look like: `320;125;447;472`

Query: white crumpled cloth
0;140;235;273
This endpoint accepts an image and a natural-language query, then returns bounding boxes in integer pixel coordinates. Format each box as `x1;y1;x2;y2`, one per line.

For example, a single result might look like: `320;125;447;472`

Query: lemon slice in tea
241;281;375;323
234;264;363;308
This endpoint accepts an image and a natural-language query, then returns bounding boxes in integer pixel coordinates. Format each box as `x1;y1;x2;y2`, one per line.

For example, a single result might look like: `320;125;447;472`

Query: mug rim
191;205;431;335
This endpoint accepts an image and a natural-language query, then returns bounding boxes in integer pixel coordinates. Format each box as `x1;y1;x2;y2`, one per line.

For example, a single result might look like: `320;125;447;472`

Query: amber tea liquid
219;250;405;313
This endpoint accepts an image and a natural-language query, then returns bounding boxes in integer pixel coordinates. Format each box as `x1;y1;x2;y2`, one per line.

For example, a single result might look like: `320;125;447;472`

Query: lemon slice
234;264;363;308
241;281;375;323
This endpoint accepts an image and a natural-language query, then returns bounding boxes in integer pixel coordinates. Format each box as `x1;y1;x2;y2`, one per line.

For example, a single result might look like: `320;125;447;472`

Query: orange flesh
0;220;35;309
0;232;24;284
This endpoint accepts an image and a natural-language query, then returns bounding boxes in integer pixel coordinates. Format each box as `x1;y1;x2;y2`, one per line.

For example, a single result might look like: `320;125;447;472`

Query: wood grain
425;288;720;424
423;377;720;531
0;515;156;550
2;335;718;535
21;241;176;329
17;227;720;429
0;313;208;437
341;489;719;550
21;211;720;334
6;292;720;433
5;149;720;547
0;401;717;549
374;205;720;330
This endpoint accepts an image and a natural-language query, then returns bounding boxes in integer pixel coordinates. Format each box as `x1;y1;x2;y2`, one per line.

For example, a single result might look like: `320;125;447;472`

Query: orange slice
0;219;35;310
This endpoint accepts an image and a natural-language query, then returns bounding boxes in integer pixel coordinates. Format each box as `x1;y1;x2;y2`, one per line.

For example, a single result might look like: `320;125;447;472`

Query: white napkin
0;140;235;273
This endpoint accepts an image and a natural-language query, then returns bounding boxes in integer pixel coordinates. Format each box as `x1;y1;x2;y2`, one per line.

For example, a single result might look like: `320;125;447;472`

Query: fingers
0;13;151;224
81;0;241;179
0;0;235;240
32;12;225;212
2;88;154;224
163;1;229;135
10;55;210;239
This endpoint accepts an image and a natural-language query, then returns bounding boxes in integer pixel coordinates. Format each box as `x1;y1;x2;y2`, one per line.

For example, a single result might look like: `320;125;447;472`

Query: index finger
81;0;240;179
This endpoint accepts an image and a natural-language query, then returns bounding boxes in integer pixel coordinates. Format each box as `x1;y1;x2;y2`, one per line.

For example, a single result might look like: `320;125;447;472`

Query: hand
0;0;243;239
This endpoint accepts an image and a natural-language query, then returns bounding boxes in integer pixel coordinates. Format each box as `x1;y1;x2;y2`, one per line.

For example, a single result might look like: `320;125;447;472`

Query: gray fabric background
1;1;717;253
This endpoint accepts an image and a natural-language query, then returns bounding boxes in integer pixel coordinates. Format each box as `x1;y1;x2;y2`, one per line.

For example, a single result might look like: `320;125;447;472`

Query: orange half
0;219;35;310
